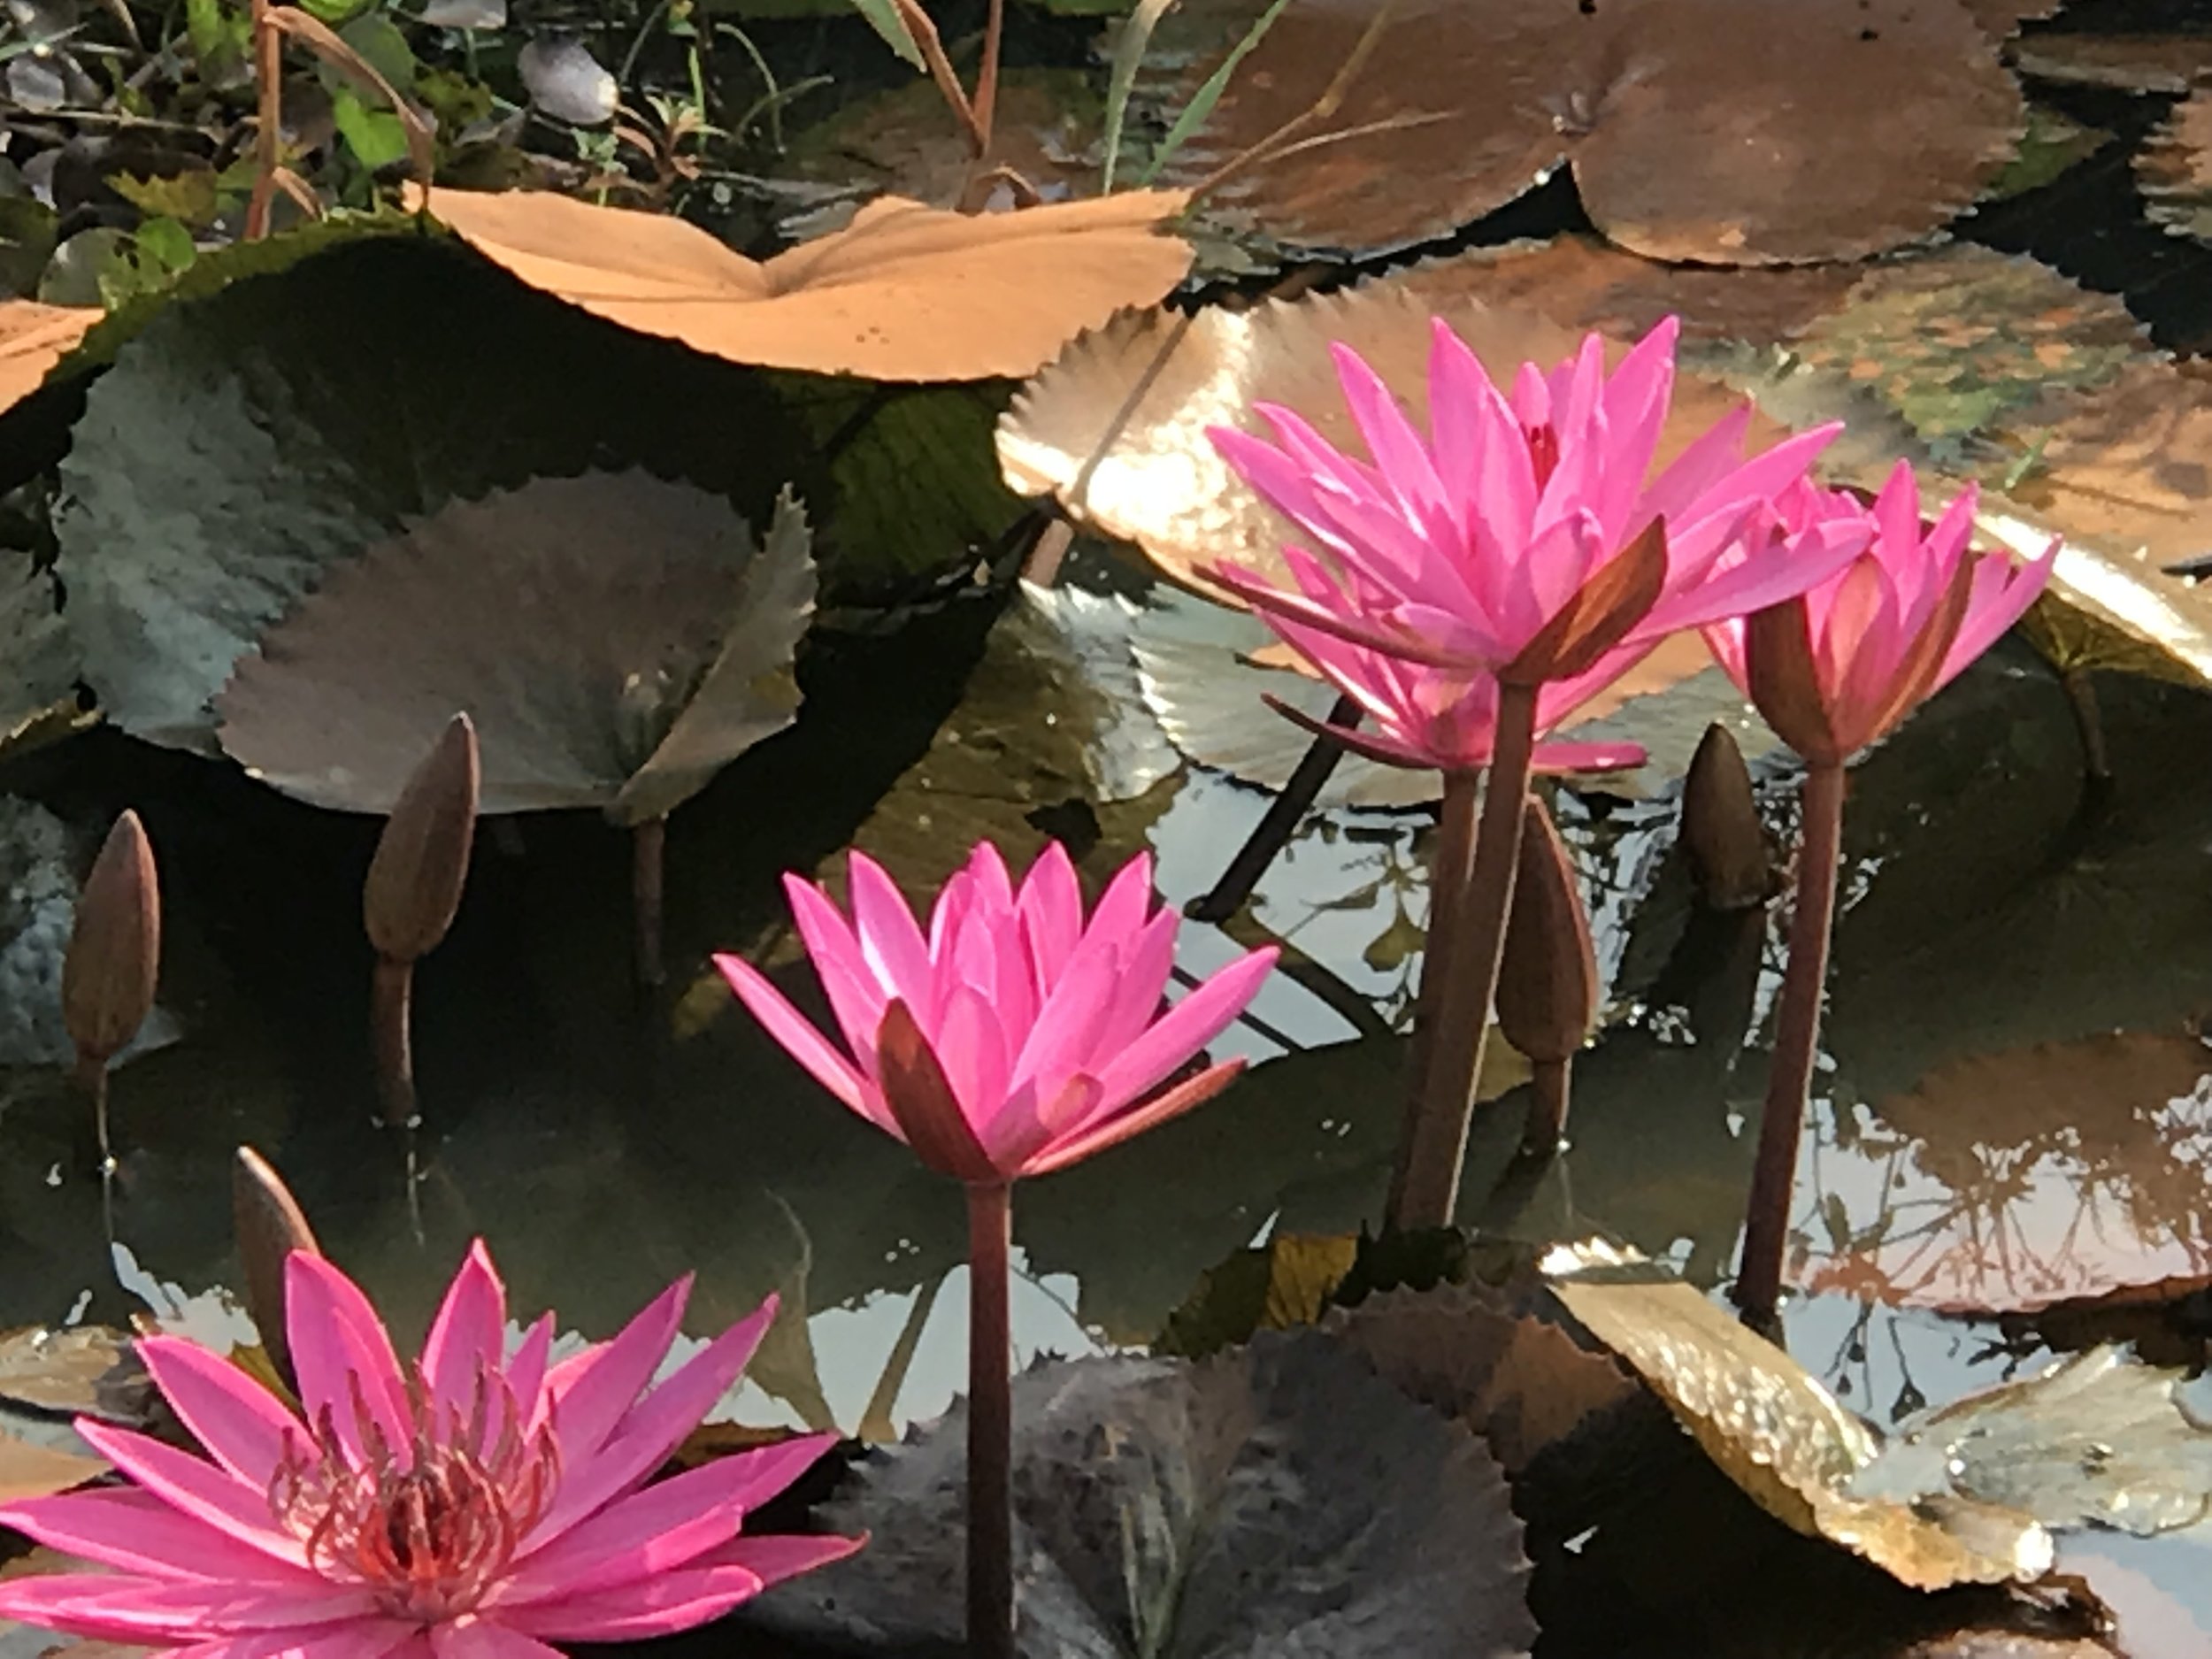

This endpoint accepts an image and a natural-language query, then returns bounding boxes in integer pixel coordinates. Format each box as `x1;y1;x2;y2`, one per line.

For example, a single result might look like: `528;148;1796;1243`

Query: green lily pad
747;1331;1536;1657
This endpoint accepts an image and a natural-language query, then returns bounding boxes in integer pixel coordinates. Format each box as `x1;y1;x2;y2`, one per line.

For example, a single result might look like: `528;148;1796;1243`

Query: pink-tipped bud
232;1146;321;1389
365;714;480;963
63;810;160;1066
1681;724;1776;911
1496;796;1596;1067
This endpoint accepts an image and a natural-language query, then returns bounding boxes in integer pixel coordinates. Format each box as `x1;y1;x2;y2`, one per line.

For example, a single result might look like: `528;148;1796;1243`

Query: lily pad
215;472;815;822
2139;88;2212;244
56;234;802;749
410;183;1196;382
1789;1027;2212;1315
1154;1232;1359;1358
2014;30;2212;93
748;1331;1537;1657
1142;0;2022;264
1545;1244;2056;1590
0;552;78;757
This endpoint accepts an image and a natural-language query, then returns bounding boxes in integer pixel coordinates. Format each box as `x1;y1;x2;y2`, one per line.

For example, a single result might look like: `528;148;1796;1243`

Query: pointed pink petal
1937;543;2055;688
71;1420;309;1570
172;1620;424;1659
1090;948;1278;1110
1025;1060;1245;1175
134;1336;302;1490
538;1275;689;1458
503;1314;556;1441
782;876;887;1052
1014;839;1083;992
846;854;933;1011
691;1530;865;1585
931;983;1010;1126
714;953;873;1120
0;1489;323;1585
497;1566;780;1642
421;1241;507;1424
0;1573;381;1640
1639;515;1871;639
428;1617;566;1659
284;1254;411;1463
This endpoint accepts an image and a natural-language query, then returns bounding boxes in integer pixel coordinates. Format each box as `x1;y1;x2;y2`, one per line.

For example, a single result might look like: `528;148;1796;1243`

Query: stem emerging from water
371;955;418;1130
1389;681;1539;1232
1734;760;1847;1325
1187;695;1360;924
965;1179;1015;1659
634;817;666;990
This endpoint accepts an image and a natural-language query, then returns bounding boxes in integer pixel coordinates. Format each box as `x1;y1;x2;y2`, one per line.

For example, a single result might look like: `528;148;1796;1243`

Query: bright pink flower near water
1702;463;2058;764
0;1243;855;1659
1206;316;1856;708
718;843;1277;1182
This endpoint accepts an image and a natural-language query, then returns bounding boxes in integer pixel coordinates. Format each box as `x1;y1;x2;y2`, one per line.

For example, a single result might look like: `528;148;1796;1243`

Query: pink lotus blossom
718;843;1277;1181
1206;315;1859;710
0;1242;856;1659
1702;463;2058;765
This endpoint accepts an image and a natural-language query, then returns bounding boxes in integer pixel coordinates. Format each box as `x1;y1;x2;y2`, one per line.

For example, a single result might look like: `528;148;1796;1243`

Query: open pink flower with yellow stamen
717;842;1277;1182
0;1242;856;1659
1206;315;1857;704
1702;464;2058;766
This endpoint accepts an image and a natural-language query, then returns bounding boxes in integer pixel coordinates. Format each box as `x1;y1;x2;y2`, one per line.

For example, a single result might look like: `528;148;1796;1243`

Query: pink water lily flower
0;1242;856;1659
1207;315;1855;701
718;842;1277;1182
1703;463;2058;765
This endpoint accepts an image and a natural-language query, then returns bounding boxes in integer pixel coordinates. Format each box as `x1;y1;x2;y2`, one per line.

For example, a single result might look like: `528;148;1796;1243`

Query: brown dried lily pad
996;280;1775;603
1148;0;2022;264
1325;1285;1636;1475
216;472;815;824
2014;31;2212;94
1544;1243;2055;1591
0;301;96;419
1790;1028;2212;1315
408;183;1194;382
2138;88;2212;244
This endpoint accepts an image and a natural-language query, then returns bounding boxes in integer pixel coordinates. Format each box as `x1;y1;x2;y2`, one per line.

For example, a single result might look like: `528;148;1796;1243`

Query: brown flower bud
232;1146;321;1389
1681;723;1776;911
1496;796;1596;1066
62;810;160;1065
365;714;480;963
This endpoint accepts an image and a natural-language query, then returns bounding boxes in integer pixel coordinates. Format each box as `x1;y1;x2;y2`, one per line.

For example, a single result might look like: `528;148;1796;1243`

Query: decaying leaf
1154;1231;1359;1358
409;183;1195;381
0;1325;147;1423
2015;31;2212;94
747;1333;1536;1657
0;1433;107;1503
1326;1285;1636;1475
0;300;96;418
1544;1243;2055;1590
2138;88;2212;245
215;472;814;823
1792;1027;2212;1315
997;281;1774;603
1144;0;2022;264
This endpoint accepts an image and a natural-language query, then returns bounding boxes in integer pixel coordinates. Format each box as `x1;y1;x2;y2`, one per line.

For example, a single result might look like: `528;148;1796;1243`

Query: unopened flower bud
1681;723;1776;910
1497;796;1595;1066
63;810;160;1065
365;714;480;963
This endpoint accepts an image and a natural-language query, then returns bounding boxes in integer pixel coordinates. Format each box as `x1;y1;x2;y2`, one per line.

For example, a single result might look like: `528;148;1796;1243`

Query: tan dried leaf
407;183;1194;382
0;302;97;419
2015;31;2212;94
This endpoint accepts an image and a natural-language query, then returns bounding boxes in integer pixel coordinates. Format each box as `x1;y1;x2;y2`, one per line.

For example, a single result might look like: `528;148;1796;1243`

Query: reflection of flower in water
1794;1030;2212;1313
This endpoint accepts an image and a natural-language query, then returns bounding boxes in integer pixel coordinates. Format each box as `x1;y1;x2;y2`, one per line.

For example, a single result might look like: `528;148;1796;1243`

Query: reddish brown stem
246;0;282;240
1187;695;1361;924
371;954;418;1129
972;0;1004;153
1388;682;1539;1232
1519;1056;1571;1160
1734;761;1847;1325
964;1180;1015;1659
634;818;666;990
74;1052;112;1171
1386;767;1477;1218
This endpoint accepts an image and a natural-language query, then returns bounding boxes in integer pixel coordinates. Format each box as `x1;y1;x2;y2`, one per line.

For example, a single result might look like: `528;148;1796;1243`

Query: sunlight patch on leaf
1154;1232;1358;1357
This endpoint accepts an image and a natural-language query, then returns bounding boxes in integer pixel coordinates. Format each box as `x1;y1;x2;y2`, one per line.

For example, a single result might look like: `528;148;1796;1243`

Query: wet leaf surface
746;1331;1536;1657
1143;0;2022;264
2138;88;2212;244
215;473;814;819
411;183;1195;381
0;554;78;759
1154;1231;1357;1358
1792;1027;2212;1314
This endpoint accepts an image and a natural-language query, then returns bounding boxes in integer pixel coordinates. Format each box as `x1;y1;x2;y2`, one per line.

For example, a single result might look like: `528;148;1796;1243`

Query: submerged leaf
216;473;814;820
1144;0;2021;264
1154;1232;1358;1358
410;183;1195;381
1546;1245;2055;1589
748;1332;1536;1657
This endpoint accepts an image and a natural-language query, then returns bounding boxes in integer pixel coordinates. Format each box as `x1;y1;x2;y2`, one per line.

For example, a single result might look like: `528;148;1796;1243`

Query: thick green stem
964;1180;1015;1659
1386;767;1478;1221
1734;762;1847;1325
1388;682;1540;1232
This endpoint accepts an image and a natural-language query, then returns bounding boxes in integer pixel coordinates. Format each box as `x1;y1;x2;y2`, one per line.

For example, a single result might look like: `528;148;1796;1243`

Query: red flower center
269;1370;560;1622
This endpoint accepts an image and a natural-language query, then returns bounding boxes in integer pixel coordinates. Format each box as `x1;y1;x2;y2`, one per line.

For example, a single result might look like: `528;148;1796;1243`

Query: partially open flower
0;1242;856;1657
718;842;1278;1181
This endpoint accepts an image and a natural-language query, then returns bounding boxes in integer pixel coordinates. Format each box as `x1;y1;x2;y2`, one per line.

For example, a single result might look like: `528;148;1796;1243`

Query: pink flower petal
173;1619;426;1659
134;1335;302;1490
1090;947;1278;1111
537;1274;688;1461
0;1572;381;1640
428;1617;565;1659
495;1565;769;1642
71;1421;309;1571
714;953;874;1123
1014;840;1084;991
1025;1059;1245;1176
847;854;933;1011
420;1240;507;1426
691;1530;865;1586
284;1255;412;1463
0;1489;322;1585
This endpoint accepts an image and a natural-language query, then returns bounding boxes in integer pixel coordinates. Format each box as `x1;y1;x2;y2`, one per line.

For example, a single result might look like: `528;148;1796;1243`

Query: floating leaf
409;183;1195;381
0;300;96;415
1791;1027;2212;1315
1144;0;2022;264
1154;1231;1358;1358
1326;1285;1635;1475
2014;30;2212;94
1546;1245;2055;1590
748;1333;1536;1657
2139;88;2212;245
997;280;1774;604
0;1325;147;1423
216;472;814;823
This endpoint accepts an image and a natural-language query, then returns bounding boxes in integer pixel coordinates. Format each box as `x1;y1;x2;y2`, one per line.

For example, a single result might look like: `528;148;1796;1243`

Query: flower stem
1519;1056;1571;1160
633;817;666;990
1187;695;1360;924
1734;760;1846;1325
246;0;282;240
371;954;417;1129
1386;767;1477;1220
1389;682;1540;1232
964;1179;1015;1659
